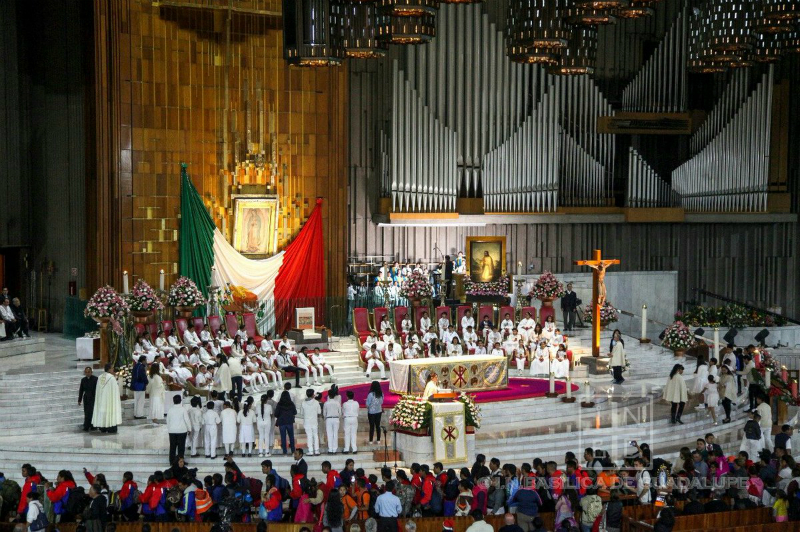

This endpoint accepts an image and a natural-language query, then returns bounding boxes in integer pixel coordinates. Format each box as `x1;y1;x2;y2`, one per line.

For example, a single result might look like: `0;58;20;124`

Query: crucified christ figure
585;261;617;306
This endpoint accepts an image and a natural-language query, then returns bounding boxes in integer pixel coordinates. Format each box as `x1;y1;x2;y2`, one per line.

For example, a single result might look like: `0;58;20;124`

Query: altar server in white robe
403;341;420;359
183;327;200;348
518;312;536;342
237;400;256;456
552;351;570;379
381;329;396;347
311;348;334;381
202;401;221;458
200;325;213;343
437;312;451;333
500;314;514;335
384;341;402;363
663;364;689;424
513;345;528;375
463;326;478;353
487;327;503;350
188;396;204;457
448;338;464;357
491;342;505;358
256;393;275;457
92;363;122;432
168;332;182;351
362;331;378;351
401;317;413;334
302;389;322;456
420;312;432;333
220;401;238;455
461;310;475;333
364;346;386;379
530;349;549;377
145;363;166;422
474;340;487;355
379;316;392;334
296;348;320;386
155;332;177;356
422;330;438;352
503;329;522;354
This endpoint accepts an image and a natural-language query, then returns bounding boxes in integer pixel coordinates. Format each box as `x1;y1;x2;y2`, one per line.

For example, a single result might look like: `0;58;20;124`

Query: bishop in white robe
92;364;122;432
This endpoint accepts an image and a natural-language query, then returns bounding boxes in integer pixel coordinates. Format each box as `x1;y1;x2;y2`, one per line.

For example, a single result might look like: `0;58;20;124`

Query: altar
389;355;508;395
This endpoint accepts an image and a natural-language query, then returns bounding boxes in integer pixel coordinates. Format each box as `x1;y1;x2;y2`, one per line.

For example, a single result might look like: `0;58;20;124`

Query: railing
693;288;800;326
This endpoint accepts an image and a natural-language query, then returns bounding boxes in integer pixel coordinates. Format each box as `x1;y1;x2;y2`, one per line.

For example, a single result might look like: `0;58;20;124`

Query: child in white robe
382;329;396;346
487;328;503;349
256;394;274;457
168;333;182;351
420;313;432;333
200;325;213;343
403;342;419;359
473;340;487;355
260;355;283;388
155;332;177;356
530;350;549;376
311;349;334;382
384;342;401;363
401;317;413;334
447;339;463;357
500;314;514;335
552;351;570;379
245;339;258;355
237;401;256;457
296;349;319;386
503;329;522;354
188;396;204;457
463;327;478;353
362;332;378;351
422;330;438;352
513;345;528;375
220;401;238;455
461;311;475;333
518;312;536;342
364;347;386;378
195;366;212;389
543;316;557;337
491;342;505;358
438;313;450;332
379;316;392;333
202;401;221;459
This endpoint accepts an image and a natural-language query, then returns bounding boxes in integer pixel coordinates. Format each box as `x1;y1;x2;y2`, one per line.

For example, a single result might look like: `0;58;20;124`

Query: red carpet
331;378;580;409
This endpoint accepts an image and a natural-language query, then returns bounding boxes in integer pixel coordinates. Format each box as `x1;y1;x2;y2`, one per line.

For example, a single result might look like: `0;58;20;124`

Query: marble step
0;337;46;358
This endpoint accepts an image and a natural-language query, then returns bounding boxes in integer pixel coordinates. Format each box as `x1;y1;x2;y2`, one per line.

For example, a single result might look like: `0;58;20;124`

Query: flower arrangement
399;270;433;300
84;286;129;320
115;363;133;390
661;320;697;351
167;276;206;307
581;301;619;324
457;392;482;428
528;271;566;301
465;275;510;297
675;304;787;328
127;279;164;313
390;395;431;431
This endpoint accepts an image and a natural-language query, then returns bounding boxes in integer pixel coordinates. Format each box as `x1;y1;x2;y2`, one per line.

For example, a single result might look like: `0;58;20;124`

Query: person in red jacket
16;464;43;518
289;463;304;510
321;461;341;494
118;471;139;521
411;464;423;506
419;465;436;515
45;470;77;521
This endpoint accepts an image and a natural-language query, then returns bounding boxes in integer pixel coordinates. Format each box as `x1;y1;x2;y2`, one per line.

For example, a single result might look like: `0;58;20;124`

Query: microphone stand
382;426;389;468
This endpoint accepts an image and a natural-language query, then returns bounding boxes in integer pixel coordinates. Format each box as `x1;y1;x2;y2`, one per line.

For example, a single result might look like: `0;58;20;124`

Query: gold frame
231;195;279;258
466;235;507;283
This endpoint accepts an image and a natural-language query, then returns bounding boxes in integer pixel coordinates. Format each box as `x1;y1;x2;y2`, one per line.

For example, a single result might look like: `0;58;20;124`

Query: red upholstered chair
478;305;495;334
134;323;146;338
434;306;451;331
393;306;408;333
352;307;370;337
455;305;472;334
175;318;190;342
372;307;389;332
147;323;159;342
413;305;429;332
539;305;556;326
207;315;222;336
224;313;239;337
521;306;537;323
499;305;516;325
161;320;174;338
192;317;205;335
242;312;264;343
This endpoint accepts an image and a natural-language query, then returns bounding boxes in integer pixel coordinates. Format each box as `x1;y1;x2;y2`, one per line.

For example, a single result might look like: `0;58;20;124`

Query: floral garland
399;270;433;300
457;392;482;428
465;275;509;297
389;395;431;431
167;276;206;307
527;271;566;301
661;320;697;351
84;286;129;320
581;301;619;324
126;279;164;313
675;304;787;328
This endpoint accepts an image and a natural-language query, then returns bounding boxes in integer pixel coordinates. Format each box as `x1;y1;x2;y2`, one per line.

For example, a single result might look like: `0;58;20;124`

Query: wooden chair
192;317;205;335
521;306;537;323
413;304;430;332
477;304;495;333
352;307;371;336
372;306;390;333
393;306;408;333
434;305;451;331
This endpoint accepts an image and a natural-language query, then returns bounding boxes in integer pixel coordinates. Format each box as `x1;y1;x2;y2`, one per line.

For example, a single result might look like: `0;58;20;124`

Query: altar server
420;312;432;333
448;338;464;357
379;315;392;334
364;346;386;379
500;313;514;335
461;310;475;332
438;312;451;332
92;363;122;433
311;348;334;382
202;401;221;459
188;396;204;457
342;391;360;454
324;388;342;454
463;326;478;353
220;401;238;455
302;389;322;456
401;316;413;334
296;348;320;386
518;312;536;342
384;341;402;363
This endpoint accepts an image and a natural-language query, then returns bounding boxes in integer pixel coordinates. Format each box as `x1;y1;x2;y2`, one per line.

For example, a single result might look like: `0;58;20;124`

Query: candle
792;380;798;399
549;372;555;394
566;375;572;399
765;368;771;389
123;271;129;294
754;350;761;365
782;366;788;383
583;380;590;402
641;304;647;339
159;269;165;291
517;261;522;276
713;327;720;362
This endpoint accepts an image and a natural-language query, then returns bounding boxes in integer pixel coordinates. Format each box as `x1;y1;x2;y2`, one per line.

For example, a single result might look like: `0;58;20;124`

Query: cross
575;249;620;357
442;425;459;442
452;365;468;387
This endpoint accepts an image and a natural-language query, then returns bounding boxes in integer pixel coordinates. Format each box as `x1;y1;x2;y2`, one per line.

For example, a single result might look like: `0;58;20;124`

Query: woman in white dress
552;351;569;379
256;392;275;457
701;375;720;425
145;363;165;422
237;398;256;457
214;354;233;394
529;348;549;377
663;364;688;425
692;358;709;396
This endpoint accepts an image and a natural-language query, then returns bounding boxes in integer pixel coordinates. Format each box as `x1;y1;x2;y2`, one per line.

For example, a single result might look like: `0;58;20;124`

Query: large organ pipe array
626;148;680;207
690;68;753;154
482;90;561;212
620;7;688;112
672;66;774;213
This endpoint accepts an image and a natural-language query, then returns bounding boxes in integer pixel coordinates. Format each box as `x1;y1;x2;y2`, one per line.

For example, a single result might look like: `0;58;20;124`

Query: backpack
29;504;48;532
0;479;21;514
65;486;88;516
276;476;291;501
360;489;378;519
246;477;263;504
744;420;761;440
107;490;122;512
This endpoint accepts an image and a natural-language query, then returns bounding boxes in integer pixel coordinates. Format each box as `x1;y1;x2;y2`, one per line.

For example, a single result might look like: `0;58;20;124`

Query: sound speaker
723;328;738;345
694;328;705;337
754;329;769;344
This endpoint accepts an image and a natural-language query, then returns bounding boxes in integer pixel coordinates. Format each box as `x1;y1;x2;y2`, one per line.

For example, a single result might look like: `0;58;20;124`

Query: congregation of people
0;287;31;341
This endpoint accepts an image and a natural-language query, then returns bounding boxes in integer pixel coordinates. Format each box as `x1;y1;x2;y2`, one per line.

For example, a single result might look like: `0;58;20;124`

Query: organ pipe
626;148;680;208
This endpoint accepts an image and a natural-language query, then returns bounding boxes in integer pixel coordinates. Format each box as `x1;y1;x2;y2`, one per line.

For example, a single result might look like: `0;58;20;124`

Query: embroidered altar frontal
432;401;468;464
389;355;508;394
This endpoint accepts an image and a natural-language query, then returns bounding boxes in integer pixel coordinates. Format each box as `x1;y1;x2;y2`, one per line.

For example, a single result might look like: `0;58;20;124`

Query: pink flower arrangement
399;270;433;300
126;279;164;313
581;301;619;324
465;276;510;297
390;395;431;430
661;320;697;351
168;276;206;307
84;285;129;320
528;271;566;301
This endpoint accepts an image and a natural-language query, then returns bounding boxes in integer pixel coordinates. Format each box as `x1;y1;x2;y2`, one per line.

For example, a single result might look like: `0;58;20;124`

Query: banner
432;402;468;464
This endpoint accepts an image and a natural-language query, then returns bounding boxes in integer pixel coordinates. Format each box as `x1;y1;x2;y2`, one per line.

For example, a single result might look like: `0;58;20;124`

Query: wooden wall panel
90;0;348;297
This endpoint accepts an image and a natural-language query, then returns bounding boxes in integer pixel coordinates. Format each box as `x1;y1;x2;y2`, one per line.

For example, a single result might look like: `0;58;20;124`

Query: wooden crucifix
575;249;620;357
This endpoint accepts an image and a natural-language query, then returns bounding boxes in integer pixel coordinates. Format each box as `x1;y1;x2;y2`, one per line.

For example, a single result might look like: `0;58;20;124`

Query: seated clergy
0;298;20;340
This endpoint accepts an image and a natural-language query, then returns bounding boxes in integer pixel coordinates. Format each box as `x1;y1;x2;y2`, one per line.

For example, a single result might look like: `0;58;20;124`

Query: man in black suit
78;366;98;431
443;255;453;300
561;283;578;332
293;448;308;477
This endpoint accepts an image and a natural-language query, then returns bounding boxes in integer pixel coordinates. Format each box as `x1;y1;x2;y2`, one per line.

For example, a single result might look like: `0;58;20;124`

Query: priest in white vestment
92;364;122;432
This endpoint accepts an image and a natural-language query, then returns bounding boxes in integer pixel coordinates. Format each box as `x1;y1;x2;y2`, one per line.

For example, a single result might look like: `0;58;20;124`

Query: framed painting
295;307;315;330
232;195;279;257
466;236;506;283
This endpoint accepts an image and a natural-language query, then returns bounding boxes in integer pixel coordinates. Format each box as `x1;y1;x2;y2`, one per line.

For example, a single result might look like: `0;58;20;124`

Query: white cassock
403;345;418;359
463;331;478;352
461;316;475;332
384;344;401;363
401;319;412;333
420;317;432;333
438;317;450;332
447;343;463;357
518;318;535;341
487;331;503;348
380;320;392;333
500;319;514;335
491;348;505;358
92;371;122;428
220;408;238;445
473;346;487;355
552;357;569;379
530;356;549;376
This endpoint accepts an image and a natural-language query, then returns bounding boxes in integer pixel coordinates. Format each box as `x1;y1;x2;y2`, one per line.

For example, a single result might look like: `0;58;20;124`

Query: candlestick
765;368;771;389
159;269;165;291
640;304;647;340
549;372;555;394
583;381;590;402
517;261;522;276
754;350;761;365
123;271;129;294
713;327;720;362
566;376;572;399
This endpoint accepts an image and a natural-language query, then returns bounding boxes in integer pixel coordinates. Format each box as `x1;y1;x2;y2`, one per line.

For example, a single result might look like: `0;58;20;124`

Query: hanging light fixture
507;45;561;64
780;30;800;52
752;0;796;33
507;0;572;52
283;0;345;67
564;7;618;25
550;26;598;74
762;0;800;21
617;0;655;19
341;2;389;58
688;10;727;73
375;0;439;44
750;33;783;61
708;0;755;53
576;0;629;9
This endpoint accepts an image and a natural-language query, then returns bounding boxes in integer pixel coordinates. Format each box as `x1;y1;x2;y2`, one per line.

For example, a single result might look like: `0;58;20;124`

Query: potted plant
661;320;697;357
168;276;206;318
528;271;566;307
127;279;164;322
581;301;619;329
399;270;433;306
84;286;129;327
